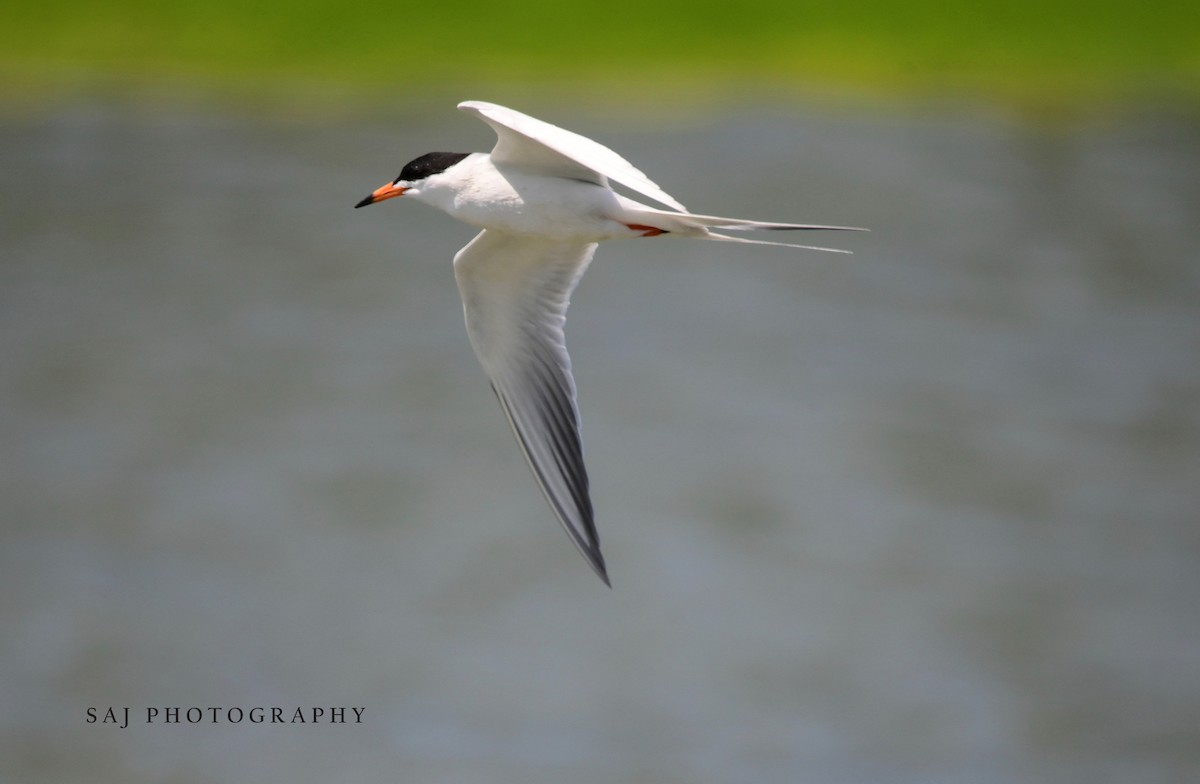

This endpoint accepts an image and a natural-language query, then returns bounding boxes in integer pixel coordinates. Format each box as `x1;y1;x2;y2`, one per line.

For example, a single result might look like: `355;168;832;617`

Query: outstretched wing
459;100;687;213
452;229;608;585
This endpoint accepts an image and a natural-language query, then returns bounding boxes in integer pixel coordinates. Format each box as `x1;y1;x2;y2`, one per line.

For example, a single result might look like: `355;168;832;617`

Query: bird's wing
453;229;608;585
458;100;687;213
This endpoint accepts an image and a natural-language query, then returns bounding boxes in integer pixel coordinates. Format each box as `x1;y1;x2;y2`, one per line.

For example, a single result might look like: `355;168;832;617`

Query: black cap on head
394;152;470;184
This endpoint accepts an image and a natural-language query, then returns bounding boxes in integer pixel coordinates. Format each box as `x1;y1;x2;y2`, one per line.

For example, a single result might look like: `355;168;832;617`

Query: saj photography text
85;706;366;729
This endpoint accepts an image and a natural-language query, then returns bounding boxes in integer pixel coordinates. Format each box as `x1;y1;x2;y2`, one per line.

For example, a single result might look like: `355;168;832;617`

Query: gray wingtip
587;550;611;588
570;527;610;586
571;527;609;586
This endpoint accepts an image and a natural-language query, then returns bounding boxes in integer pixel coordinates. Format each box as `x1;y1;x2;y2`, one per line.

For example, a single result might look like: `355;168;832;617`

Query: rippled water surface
3;100;1198;783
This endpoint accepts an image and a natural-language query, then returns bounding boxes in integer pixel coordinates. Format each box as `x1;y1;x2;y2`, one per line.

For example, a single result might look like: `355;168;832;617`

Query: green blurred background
2;0;1197;111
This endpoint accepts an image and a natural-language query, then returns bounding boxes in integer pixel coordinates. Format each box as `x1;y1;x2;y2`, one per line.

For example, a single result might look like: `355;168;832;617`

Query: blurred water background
3;3;1200;783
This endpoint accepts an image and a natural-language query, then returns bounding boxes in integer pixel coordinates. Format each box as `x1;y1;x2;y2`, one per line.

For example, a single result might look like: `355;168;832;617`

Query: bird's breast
449;167;622;241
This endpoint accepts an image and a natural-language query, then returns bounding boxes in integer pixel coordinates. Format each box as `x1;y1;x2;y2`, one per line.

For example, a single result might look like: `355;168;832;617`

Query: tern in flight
356;101;863;585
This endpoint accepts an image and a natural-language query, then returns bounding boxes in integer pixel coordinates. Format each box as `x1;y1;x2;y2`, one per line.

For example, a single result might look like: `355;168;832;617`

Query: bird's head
354;151;471;208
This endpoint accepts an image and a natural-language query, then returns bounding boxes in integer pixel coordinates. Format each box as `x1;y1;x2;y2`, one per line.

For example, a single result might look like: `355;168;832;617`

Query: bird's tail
621;205;868;254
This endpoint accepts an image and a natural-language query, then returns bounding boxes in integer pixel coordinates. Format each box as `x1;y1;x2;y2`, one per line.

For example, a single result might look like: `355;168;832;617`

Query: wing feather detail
453;229;608;585
459;100;687;212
